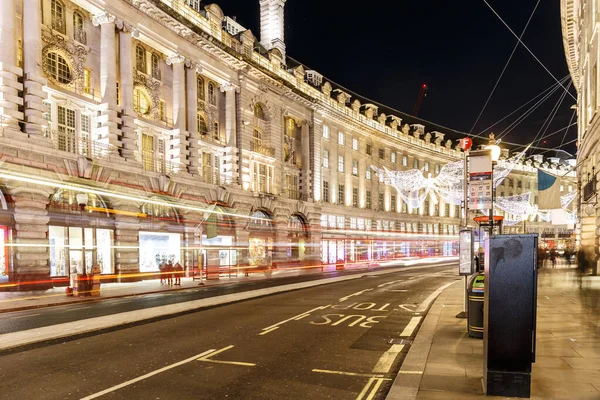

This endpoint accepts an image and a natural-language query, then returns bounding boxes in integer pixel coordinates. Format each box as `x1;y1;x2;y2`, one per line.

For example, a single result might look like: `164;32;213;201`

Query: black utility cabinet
483;234;538;398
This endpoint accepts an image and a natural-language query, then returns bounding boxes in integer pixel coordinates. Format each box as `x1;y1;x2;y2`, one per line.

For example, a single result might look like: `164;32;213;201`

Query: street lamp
76;193;89;279
485;133;501;235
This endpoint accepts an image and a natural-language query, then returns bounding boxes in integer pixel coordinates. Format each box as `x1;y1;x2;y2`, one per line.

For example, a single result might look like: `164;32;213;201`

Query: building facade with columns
561;0;600;273
0;0;571;288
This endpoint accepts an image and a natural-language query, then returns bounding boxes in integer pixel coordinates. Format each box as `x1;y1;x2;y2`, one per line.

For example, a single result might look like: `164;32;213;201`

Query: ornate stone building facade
0;0;574;288
561;0;599;273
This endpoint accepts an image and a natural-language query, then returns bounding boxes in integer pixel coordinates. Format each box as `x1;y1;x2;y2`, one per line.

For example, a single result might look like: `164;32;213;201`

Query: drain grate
388;338;413;345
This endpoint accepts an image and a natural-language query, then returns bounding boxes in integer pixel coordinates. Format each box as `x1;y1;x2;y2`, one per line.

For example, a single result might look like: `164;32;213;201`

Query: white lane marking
399;317;422;337
10;313;41;320
339;289;373;302
356;377;388;400
397;370;423;374
389;289;408;292
197;345;256;367
312;369;388;378
261;305;331;332
79;349;216;400
399;304;416;312
373;344;404;373
377;280;403;288
416;281;458;312
259;327;279;336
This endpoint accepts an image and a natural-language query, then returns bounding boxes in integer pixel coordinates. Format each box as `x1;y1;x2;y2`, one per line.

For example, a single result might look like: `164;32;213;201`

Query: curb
385;280;460;400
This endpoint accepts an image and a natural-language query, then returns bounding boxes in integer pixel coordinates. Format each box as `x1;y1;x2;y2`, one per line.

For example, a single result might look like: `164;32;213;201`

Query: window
338;131;345;145
338;155;344;173
57;105;76;153
350;218;357;229
328;215;336;228
366;191;371;209
186;0;202;12
46;52;71;84
136;45;146;73
413;159;419;169
323;181;329;203
323;150;329;168
151;53;161;80
83;68;91;94
391;195;396;212
51;0;66;34
73;12;86;44
445;204;450;216
434;204;439;217
379;148;384;159
197;113;207;135
391;152;396;163
518;180;522;188
286;174;299;200
560;185;564;192
500;192;504;197
352;137;359;150
402;155;407;166
338;185;345;205
133;88;151;115
455;205;460;217
323;125;329;139
435;164;440;174
378;193;384;211
208;82;217;105
402;201;407;213
366;169;371;180
116;82;120;105
352;160;358;176
337;216;345;229
252;162;274;193
213;122;220;141
159;100;166;121
197;77;205;100
568;185;573;192
366;143;372;155
424;200;429;216
353;188;358;207
424;162;429;172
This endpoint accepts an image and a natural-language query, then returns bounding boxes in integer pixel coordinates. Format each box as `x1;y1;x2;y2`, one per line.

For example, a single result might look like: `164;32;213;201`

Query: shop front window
49;226;114;276
139;231;182;272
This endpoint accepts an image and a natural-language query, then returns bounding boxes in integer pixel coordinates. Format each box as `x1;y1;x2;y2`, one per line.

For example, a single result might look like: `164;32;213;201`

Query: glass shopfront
0;226;8;282
139;231;182;272
49;226;114;276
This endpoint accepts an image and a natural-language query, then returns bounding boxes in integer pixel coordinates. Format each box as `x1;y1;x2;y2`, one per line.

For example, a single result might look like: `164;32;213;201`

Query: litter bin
336;259;345;271
468;272;485;338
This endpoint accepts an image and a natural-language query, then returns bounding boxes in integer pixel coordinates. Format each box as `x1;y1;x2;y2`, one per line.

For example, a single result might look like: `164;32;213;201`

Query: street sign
459;228;474;276
468;150;493;210
459;137;473;151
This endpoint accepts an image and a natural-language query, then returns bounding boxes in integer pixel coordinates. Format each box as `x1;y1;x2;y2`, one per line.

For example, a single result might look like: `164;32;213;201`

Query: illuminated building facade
561;0;599;273
0;0;573;288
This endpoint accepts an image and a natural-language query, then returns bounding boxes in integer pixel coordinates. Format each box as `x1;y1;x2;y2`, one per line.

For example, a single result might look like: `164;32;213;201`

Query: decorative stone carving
351;99;361;112
424;132;431;143
220;82;240;93
115;19;140;38
166;54;186;65
41;31;90;92
445;139;452;149
92;11;116;26
401;124;410;134
133;70;161;117
322;82;332;96
378;113;386;124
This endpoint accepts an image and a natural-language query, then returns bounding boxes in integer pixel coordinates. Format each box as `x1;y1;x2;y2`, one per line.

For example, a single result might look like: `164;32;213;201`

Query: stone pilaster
0;0;24;138
166;54;189;170
236;227;250;275
221;82;240;186
10;186;52;290
117;23;138;160
22;0;47;138
300;120;312;200
93;12;122;151
305;209;323;269
186;64;200;175
112;201;141;281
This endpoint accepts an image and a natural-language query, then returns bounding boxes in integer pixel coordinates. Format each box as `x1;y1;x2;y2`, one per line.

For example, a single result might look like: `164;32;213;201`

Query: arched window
151;53;160;80
254;103;265;120
197;76;205;100
51;0;66;34
250;210;272;228
208;82;216;105
141;202;179;223
136;45;146;73
197;113;208;135
133;88;151;115
73;12;86;44
46;52;72;84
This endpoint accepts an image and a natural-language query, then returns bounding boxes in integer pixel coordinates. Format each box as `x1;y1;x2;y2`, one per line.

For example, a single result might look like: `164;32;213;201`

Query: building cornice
561;0;580;90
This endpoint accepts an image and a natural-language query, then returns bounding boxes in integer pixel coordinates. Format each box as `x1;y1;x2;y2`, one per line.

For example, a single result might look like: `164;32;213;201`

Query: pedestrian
174;261;183;285
550;248;557;268
159;260;166;284
167;261;174;285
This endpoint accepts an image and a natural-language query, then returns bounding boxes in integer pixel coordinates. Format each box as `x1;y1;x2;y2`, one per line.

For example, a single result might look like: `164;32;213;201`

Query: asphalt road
0;265;459;400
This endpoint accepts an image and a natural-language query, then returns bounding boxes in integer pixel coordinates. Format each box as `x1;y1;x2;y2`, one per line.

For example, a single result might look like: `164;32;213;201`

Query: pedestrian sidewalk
0;257;456;313
388;263;600;400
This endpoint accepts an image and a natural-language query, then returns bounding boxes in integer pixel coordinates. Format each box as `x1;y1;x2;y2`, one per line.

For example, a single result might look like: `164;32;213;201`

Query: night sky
214;0;577;156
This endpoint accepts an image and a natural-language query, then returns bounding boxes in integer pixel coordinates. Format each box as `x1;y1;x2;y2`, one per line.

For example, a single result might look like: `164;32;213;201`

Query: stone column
166;54;189;170
272;218;289;269
92;12;121;151
186;64;200;175
220;82;240;185
0;0;24;138
300;121;311;200
22;0;47;137
112;201;141;281
117;22;138;160
9;186;52;290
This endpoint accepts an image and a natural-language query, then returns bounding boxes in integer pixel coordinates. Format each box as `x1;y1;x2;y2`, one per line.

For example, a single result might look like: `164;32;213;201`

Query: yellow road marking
356;377;387;400
9;313;40;319
197;345;256;367
397;370;423;374
373;344;404;373
261;305;331;331
312;369;388;378
400;316;422;337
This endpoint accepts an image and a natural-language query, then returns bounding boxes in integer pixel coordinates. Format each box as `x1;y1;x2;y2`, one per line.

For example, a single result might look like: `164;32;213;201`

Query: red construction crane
413;83;428;117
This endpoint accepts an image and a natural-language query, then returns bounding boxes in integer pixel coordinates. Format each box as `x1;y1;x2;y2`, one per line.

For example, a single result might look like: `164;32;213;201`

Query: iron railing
141;150;183;175
51;16;66;34
73;27;87;45
47;129;116;159
583;174;597;202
